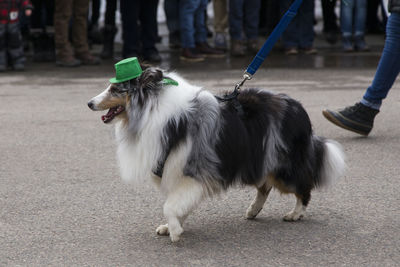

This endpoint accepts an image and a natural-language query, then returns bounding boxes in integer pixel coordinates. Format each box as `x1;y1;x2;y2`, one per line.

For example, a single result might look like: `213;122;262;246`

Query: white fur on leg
162;177;204;242
156;224;169;236
246;186;271;219
283;197;306;221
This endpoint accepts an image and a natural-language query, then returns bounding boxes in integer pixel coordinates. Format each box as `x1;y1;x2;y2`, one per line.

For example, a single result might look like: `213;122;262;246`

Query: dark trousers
90;0;101;25
321;0;338;32
280;0;315;49
54;0;89;57
164;0;180;35
120;0;159;58
104;0;117;26
0;23;25;67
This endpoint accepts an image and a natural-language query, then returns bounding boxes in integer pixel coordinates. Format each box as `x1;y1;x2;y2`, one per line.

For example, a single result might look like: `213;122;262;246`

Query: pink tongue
101;107;118;122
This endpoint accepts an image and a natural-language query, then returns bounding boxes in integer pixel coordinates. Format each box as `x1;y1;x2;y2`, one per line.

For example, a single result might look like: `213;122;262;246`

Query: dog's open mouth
101;105;125;123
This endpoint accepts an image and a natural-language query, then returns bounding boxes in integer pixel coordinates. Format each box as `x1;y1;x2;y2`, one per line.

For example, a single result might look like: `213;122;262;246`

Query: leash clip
234;72;252;92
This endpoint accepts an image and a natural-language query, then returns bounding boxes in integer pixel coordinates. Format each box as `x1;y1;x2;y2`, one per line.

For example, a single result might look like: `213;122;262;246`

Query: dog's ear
138;68;163;90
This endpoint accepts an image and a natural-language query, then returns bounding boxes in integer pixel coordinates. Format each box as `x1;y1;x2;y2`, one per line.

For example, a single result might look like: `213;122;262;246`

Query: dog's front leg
157;178;204;242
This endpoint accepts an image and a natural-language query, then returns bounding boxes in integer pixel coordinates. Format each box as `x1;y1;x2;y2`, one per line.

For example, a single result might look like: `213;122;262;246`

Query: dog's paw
169;225;183;243
283;211;304;221
170;233;181;242
246;206;262;220
156;224;169;236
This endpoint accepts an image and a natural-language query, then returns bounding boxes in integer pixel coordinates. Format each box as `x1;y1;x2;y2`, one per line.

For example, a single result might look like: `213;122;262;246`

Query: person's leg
164;0;181;48
120;0;140;58
362;13;400;109
164;0;180;35
228;0;244;41
280;0;299;51
54;0;76;62
180;0;200;49
213;0;228;33
140;0;161;62
243;0;261;40
353;0;369;51
213;0;228;49
322;14;400;136
321;0;338;34
179;0;205;61
72;0;90;55
73;0;99;64
101;0;118;59
0;24;7;71
340;0;355;51
7;22;26;69
366;0;383;33
229;0;247;55
243;0;261;53
194;0;208;44
104;0;117;26
298;0;316;51
91;0;100;26
194;0;225;57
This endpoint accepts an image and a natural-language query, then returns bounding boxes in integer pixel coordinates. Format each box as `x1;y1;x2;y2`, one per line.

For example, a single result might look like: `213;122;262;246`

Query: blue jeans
179;0;207;48
361;13;400;110
229;0;261;40
340;0;367;37
280;0;315;48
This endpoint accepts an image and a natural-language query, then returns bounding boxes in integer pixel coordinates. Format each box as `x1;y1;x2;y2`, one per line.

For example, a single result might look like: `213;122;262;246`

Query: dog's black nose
88;101;94;109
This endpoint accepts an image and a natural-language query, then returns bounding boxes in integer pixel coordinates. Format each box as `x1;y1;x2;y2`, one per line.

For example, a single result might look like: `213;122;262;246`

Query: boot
195;42;225;58
56;54;81;67
101;25;117;59
354;35;369;51
180;48;205;62
230;40;245;57
342;36;354;52
322;102;379;136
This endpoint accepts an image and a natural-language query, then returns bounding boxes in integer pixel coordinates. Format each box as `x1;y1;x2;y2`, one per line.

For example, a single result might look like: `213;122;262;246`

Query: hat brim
109;73;141;84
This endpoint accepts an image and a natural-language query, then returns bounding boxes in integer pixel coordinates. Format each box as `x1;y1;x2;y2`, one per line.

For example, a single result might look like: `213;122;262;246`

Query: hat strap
162;78;179;86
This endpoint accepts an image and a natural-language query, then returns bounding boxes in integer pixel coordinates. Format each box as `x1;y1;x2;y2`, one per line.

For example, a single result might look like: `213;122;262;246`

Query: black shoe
324;31;338;45
142;49;162;63
13;63;25;71
354;35;369;52
168;32;181;49
195;42;225;58
180;48;205;62
322;102;379;136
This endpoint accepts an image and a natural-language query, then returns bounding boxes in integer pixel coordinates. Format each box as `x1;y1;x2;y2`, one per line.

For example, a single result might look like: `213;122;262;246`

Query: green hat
109;57;142;83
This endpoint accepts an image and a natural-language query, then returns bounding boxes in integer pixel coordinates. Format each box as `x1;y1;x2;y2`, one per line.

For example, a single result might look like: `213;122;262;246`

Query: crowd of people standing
0;0;387;71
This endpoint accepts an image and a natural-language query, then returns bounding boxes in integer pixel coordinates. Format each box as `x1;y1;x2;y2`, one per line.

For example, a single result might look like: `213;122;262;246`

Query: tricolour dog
88;67;345;242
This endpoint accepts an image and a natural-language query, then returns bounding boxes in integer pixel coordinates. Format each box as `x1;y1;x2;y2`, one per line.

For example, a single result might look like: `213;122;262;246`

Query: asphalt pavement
1;39;399;266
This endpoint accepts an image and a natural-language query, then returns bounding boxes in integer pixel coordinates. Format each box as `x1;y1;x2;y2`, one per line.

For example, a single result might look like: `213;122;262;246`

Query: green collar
162;78;179;86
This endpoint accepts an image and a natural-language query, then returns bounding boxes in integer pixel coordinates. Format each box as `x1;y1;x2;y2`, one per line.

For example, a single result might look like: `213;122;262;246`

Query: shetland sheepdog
88;67;345;242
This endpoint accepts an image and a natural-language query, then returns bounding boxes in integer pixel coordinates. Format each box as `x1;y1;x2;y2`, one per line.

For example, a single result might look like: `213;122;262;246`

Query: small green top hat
109;57;142;83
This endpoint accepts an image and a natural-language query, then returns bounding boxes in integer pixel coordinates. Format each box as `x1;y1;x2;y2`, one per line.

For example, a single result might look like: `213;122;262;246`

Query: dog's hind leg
157;178;204;242
246;183;272;219
283;191;311;221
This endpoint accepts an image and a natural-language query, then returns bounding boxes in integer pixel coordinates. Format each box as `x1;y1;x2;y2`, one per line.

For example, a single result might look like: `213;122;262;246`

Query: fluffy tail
318;139;346;188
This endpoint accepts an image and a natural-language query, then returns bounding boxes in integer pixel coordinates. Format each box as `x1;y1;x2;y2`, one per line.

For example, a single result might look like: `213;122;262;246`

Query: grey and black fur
88;67;346;242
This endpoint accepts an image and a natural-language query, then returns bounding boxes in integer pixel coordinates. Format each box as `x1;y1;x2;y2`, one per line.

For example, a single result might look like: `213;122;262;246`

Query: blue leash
233;0;304;91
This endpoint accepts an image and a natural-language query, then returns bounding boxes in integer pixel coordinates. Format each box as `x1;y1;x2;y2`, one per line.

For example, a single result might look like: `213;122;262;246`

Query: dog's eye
110;85;124;94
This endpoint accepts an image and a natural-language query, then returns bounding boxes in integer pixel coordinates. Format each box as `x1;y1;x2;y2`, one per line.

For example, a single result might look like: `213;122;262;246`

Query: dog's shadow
149;211;351;250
